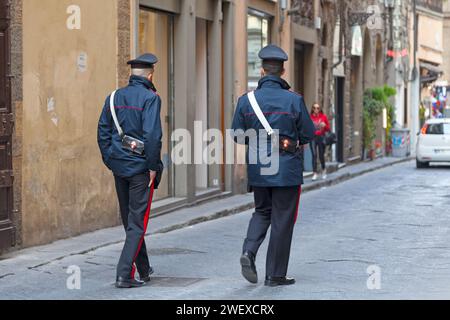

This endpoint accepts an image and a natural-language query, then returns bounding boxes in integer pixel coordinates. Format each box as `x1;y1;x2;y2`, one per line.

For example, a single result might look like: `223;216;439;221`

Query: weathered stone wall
340;0;389;160
20;0;122;246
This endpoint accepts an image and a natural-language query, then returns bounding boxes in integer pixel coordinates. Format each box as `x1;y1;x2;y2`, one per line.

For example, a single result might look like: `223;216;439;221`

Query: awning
420;62;443;74
420;62;443;84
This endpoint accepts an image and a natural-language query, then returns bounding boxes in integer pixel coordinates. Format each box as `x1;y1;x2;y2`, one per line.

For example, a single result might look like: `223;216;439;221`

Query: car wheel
416;159;429;168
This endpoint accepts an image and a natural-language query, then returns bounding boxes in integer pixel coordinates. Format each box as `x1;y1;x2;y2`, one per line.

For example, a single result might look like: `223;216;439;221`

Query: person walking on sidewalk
231;45;315;287
97;53;163;289
310;103;330;181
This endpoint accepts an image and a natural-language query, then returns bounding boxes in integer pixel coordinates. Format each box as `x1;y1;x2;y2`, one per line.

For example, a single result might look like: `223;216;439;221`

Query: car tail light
421;124;428;135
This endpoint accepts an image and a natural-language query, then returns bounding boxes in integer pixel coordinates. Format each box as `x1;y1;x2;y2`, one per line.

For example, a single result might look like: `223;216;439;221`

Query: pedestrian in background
97;53;163;289
310;103;330;181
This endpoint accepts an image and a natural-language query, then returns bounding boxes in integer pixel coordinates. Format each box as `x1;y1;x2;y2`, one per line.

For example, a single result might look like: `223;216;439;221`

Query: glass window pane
262;19;269;47
427;123;443;135
138;9;172;200
247;13;270;90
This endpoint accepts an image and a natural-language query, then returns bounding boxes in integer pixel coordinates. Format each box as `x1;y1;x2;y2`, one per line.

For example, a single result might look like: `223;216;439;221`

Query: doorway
335;77;345;163
195;18;209;192
295;41;314;172
138;8;174;200
0;0;15;251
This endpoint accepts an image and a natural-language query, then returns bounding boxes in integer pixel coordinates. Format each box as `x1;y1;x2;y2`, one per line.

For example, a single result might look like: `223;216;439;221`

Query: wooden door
0;0;15;251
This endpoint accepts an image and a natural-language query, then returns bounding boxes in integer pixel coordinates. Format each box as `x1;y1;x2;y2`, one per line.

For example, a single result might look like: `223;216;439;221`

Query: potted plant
362;85;396;160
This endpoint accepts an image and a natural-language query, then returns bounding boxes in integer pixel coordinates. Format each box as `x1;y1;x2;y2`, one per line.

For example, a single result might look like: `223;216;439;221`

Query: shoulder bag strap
247;91;274;136
109;90;124;138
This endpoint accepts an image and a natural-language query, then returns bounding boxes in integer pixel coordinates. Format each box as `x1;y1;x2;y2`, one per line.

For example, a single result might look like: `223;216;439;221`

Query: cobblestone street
1;161;450;299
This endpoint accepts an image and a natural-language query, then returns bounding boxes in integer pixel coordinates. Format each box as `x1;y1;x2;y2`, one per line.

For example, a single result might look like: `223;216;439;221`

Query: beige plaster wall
22;0;119;246
418;14;444;65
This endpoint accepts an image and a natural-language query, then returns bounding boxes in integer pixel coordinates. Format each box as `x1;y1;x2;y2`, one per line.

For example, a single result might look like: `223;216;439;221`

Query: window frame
247;8;273;90
136;6;175;199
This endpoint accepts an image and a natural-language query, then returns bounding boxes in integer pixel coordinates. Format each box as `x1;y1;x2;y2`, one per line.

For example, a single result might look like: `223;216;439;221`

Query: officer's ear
281;68;286;77
147;69;154;82
260;68;265;77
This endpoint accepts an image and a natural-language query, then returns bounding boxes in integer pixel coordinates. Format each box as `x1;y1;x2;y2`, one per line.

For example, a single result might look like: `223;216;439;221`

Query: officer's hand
149;170;157;187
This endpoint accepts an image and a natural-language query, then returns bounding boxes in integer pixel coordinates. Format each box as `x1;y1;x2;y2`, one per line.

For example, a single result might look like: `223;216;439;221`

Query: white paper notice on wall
47;97;58;127
47;97;55;113
77;52;88;72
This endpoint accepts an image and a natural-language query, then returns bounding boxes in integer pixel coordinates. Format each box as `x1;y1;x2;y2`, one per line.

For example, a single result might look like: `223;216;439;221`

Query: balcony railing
417;0;443;13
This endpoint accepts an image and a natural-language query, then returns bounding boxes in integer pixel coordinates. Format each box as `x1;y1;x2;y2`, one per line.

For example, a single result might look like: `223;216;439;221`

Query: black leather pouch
122;135;145;155
279;136;298;154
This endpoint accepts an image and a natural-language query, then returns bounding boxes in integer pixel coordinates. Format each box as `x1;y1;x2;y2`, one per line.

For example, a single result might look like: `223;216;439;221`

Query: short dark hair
262;60;284;77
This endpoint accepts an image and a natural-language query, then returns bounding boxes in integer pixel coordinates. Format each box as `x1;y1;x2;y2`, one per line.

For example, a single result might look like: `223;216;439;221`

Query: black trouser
114;173;155;280
310;136;326;172
243;186;302;278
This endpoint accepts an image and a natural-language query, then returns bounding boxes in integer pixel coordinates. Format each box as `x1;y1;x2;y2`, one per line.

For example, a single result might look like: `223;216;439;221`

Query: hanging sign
351;25;363;57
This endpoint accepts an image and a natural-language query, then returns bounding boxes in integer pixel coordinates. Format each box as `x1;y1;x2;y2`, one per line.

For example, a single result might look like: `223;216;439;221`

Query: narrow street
1;160;450;299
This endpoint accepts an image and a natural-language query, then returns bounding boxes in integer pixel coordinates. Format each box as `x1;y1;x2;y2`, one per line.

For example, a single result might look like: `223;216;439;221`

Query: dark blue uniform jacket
97;75;163;183
231;76;315;187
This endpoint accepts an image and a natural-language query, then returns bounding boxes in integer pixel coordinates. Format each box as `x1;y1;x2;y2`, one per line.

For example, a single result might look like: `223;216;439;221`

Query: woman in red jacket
310;103;330;180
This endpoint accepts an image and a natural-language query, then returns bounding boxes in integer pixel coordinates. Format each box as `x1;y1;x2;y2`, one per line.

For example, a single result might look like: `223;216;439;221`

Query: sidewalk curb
301;156;414;193
153;156;413;234
1;157;413;267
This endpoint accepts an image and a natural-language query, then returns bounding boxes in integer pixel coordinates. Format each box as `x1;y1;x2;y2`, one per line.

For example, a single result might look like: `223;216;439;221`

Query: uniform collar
129;75;157;92
257;75;291;90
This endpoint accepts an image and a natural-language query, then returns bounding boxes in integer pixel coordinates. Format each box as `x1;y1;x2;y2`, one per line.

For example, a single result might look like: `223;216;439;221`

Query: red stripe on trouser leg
130;182;155;279
294;186;302;224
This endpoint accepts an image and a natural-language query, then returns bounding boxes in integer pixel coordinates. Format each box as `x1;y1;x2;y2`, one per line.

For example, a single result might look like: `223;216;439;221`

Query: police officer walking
231;45;315;286
97;53;163;288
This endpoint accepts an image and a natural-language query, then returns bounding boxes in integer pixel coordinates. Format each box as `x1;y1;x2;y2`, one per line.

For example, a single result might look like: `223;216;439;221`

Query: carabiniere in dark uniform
97;53;164;288
232;45;315;287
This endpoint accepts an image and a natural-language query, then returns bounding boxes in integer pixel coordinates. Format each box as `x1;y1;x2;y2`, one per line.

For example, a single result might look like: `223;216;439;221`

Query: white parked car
416;118;450;168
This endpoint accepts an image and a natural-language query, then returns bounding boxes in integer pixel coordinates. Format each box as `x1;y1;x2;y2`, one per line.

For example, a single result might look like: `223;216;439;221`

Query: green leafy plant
363;85;396;157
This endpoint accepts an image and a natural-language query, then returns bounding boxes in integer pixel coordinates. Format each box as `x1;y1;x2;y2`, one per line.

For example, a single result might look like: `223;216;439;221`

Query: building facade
332;0;389;162
409;0;444;151
1;0;237;252
1;0;397;252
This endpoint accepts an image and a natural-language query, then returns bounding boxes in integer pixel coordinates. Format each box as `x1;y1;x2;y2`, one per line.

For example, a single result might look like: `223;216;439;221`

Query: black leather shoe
115;277;145;288
140;265;154;282
240;251;258;284
264;276;296;287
